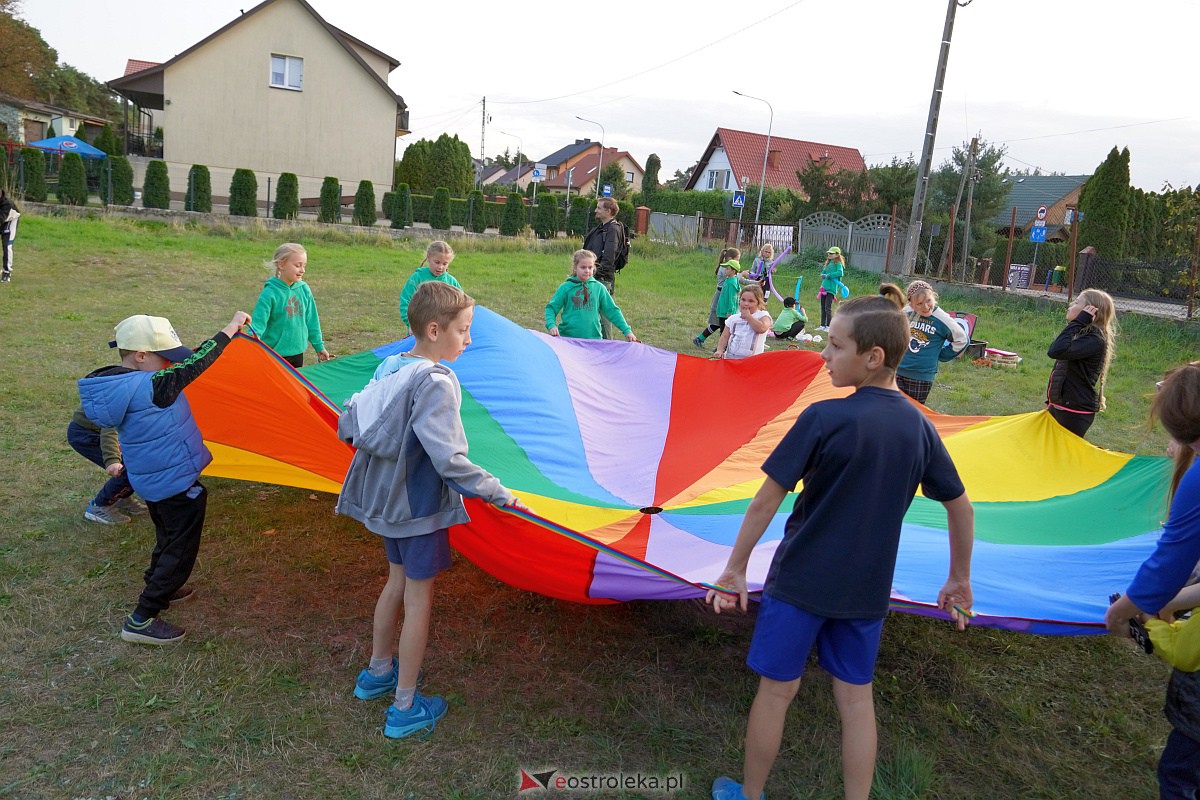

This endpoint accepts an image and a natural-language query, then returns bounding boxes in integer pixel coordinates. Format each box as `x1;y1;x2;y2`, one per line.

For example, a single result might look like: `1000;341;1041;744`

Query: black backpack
613;221;630;271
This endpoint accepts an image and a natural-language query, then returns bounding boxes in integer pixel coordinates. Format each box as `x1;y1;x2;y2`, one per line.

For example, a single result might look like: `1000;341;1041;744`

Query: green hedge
533;192;561;239
104;156;134;205
353;180;377;227
186;164;212;213
567;196;591;237
500;193;526;236
466;190;486;233
392;183;412;228
57;153;87;205
19;148;47;202
319;176;341;224
142;160;171;209
274;172;298;219
229;168;258;217
430;187;451;230
632;188;728;216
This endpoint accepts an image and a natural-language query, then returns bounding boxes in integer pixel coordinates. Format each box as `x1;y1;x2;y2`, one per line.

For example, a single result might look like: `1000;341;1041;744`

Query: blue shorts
382;529;451;580
747;593;884;685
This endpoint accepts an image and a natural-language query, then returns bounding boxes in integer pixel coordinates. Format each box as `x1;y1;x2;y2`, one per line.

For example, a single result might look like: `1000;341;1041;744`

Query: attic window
270;54;303;91
767;150;780;169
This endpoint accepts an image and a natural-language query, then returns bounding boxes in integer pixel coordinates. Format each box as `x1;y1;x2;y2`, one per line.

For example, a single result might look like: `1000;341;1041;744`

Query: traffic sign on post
1030;226;1047;242
601;184;613;197
1036;205;1048;221
530;163;546;184
732;190;746;208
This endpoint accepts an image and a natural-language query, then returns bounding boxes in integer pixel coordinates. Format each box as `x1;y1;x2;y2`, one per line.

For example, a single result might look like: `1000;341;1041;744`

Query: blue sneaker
711;776;764;800
384;694;447;739
693;335;705;349
354;658;397;700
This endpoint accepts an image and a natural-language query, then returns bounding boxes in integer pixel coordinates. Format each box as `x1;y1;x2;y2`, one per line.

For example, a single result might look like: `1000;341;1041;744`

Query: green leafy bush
533;192;560;239
466;190;486;233
566;196;591;236
186;165;212;212
142;160;171;209
229;168;258;217
381;191;395;222
353;180;377;227
319;176;341;224
57;153;87;205
273;172;299;219
429;187;451;230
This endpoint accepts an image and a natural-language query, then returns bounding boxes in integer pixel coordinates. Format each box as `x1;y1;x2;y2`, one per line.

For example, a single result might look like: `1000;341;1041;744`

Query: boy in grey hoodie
336;282;525;739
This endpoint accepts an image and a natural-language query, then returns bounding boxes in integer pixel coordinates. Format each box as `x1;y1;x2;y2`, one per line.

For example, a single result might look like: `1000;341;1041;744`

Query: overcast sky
22;0;1200;191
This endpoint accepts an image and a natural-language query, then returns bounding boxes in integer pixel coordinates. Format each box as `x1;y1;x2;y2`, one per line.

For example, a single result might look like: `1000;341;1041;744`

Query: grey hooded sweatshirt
334;356;513;538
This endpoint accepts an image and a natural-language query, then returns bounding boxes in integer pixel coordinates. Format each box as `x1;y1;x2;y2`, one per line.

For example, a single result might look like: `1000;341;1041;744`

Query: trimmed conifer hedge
142;160;171;209
533;192;561;239
274;173;299;220
186;165;212;212
429;187;451;230
229;168;258;217
353;180;377;227
319;177;341;224
500;193;526;236
19;148;47;202
466;190;486;233
392;183;412;228
57;153;88;206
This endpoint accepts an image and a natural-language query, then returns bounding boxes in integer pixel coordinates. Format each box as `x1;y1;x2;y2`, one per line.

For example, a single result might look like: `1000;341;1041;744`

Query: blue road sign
1030;226;1047;243
732;190;746;208
601;184;613;197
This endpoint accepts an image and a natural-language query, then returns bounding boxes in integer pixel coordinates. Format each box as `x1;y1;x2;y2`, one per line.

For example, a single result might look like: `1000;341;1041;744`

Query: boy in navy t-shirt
707;295;975;800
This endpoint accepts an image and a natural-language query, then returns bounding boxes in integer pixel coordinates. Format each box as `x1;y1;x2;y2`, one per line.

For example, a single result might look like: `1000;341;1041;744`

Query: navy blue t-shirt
762;386;964;619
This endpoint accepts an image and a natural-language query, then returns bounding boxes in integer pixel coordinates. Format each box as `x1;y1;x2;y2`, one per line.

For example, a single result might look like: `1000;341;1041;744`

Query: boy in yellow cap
78;311;250;645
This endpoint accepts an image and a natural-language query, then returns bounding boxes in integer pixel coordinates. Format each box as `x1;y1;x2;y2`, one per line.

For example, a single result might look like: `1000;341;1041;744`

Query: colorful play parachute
185;307;1172;635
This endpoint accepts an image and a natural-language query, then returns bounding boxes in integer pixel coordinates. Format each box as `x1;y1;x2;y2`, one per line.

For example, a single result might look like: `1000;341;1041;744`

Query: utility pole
476;97;487;190
961;136;980;281
900;0;965;275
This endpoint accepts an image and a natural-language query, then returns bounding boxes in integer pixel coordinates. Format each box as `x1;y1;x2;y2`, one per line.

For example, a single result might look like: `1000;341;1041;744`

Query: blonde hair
408;282;474;337
268;242;306;274
1076;288;1118;411
422;240;455;267
572;249;597;271
759;243;774;257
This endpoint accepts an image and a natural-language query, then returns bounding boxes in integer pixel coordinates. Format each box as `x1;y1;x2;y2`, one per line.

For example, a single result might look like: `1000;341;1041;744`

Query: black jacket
582;219;621;282
1045;310;1105;413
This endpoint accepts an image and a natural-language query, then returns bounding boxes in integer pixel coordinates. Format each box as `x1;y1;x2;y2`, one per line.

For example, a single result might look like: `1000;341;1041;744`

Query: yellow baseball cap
826;246;842;255
109;315;193;361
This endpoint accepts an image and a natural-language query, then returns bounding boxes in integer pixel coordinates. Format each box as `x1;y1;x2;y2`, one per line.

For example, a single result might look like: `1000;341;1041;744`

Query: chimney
766;149;779;169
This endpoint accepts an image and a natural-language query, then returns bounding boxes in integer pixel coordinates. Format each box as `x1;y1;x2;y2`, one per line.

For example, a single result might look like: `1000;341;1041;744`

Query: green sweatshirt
773;305;807;334
399;267;462;327
716;260;748;319
544;276;632;339
250;277;325;357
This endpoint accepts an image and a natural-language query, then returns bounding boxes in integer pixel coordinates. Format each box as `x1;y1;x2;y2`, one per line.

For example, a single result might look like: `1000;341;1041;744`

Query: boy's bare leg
395;575;436;691
742;675;801;799
370;563;406;661
832;677;877;800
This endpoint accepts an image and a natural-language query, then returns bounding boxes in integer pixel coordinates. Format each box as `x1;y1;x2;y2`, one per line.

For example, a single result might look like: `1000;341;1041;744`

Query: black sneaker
168;585;195;607
121;615;186;645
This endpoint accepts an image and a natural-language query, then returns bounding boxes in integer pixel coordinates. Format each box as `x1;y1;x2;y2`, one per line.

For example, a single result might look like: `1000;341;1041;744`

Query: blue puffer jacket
78;369;211;502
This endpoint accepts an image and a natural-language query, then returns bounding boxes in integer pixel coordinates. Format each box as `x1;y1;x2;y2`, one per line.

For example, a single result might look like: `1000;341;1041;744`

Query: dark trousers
897;375;934;405
776;321;806;340
597;273;615;339
1048;406;1096;438
1159;728;1200;800
282;353;304;369
136;482;207;619
820;292;834;326
67;421;133;507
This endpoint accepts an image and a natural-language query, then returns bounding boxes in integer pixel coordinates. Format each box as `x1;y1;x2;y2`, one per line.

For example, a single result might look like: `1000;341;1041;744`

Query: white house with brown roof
685;128;865;193
108;0;407;202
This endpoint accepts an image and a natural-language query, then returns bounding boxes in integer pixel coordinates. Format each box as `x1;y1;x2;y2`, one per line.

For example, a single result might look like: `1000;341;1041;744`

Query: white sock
394;686;416;711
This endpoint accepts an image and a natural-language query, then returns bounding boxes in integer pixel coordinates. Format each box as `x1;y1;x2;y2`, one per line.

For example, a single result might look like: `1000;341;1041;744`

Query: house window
270;54;303;90
625;171;634;182
706;169;730;190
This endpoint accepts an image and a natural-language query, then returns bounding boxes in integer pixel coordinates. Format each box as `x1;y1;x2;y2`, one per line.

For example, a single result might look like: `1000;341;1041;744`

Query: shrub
392;183;412;228
94;123;120;156
18;148;46;202
500;193;526;236
319;176;341;224
381;191;395;222
228;168;258;217
57;153;88;205
273;172;299;220
142;160;171;209
107;156;134;205
186;164;212;212
430;187;452;230
352;180;377;227
567;196;591;237
533;192;560;239
466;190;486;233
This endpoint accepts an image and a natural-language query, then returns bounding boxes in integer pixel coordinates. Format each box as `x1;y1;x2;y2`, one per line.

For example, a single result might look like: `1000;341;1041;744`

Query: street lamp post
733;90;773;244
575;116;605;197
499;130;523;194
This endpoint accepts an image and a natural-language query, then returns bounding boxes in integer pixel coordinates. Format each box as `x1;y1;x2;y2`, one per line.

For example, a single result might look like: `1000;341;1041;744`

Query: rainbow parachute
186;307;1171;635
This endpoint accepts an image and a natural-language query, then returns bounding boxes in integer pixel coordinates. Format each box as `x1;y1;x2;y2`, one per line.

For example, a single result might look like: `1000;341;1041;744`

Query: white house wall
696;147;734;192
162;0;396;193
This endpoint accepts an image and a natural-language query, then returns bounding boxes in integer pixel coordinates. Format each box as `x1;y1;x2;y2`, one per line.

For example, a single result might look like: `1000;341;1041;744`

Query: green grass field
1;212;1198;799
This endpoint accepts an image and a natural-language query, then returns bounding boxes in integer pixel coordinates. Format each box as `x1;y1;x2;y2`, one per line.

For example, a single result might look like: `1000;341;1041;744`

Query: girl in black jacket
1045;288;1117;438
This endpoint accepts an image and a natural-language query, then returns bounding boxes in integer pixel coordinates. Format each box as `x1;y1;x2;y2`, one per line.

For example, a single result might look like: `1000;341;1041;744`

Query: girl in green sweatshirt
250;243;330;369
545;250;638;341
